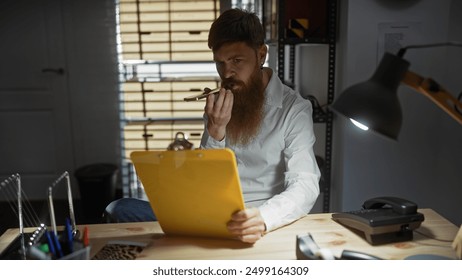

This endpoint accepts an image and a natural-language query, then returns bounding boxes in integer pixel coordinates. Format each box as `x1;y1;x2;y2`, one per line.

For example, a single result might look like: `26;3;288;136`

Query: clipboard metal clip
167;132;194;151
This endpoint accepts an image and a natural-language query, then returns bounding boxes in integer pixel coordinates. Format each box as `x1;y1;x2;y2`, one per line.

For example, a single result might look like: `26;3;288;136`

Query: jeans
103;198;157;223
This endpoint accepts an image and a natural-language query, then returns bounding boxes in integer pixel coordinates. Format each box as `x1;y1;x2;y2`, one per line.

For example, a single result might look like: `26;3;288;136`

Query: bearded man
103;9;320;244
200;9;320;243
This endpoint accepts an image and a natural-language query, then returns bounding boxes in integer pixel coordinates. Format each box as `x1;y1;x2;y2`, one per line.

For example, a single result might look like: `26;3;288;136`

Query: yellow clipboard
130;148;245;239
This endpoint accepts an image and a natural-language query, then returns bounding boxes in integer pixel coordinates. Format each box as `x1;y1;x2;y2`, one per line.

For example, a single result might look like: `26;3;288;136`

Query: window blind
117;0;220;160
116;0;221;197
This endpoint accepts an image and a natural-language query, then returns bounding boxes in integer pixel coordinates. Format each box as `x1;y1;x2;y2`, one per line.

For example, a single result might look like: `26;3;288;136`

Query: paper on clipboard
130;148;245;239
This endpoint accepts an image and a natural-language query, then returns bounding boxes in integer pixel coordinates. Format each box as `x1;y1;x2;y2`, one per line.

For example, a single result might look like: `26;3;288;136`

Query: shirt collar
264;69;283;108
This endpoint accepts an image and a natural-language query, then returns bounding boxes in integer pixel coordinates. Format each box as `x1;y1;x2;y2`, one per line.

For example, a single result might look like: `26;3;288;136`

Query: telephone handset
332;196;425;245
362;196;418;215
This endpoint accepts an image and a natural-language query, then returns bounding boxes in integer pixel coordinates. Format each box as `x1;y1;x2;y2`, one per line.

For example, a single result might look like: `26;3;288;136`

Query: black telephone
331;196;425;245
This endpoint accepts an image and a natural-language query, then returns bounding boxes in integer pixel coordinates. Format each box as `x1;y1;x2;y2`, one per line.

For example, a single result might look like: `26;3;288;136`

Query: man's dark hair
208;8;265;51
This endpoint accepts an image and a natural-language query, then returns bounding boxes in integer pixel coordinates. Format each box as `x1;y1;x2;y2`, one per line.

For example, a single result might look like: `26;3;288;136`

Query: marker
82;226;90;247
65;218;73;253
50;231;63;258
45;230;56;258
38;243;50;254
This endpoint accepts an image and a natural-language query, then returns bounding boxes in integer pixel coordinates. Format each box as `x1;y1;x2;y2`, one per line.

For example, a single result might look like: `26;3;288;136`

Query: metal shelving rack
265;0;337;212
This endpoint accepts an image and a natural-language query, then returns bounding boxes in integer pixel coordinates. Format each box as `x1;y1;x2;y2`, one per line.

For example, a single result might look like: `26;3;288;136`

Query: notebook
130;148;245;239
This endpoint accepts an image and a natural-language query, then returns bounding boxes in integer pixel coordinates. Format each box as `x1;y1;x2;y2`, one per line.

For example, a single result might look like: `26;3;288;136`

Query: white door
0;0;74;200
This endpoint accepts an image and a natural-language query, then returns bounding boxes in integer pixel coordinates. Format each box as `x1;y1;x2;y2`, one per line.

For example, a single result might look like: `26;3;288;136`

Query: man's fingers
227;208;266;244
205;88;233;114
231;208;259;221
237;233;262;244
227;224;265;235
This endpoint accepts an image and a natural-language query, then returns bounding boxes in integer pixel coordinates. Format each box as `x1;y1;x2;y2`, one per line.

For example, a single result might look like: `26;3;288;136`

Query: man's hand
204;87;233;141
227;208;266;244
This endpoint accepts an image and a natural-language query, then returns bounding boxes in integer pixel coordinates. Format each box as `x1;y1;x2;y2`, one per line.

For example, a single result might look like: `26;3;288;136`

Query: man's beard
222;67;265;147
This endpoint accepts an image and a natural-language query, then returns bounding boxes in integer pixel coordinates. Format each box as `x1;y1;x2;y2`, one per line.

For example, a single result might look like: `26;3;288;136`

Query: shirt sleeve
200;115;226;149
258;100;321;232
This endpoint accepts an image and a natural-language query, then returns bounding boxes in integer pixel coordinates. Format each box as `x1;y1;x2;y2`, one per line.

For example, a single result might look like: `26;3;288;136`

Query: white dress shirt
200;70;320;231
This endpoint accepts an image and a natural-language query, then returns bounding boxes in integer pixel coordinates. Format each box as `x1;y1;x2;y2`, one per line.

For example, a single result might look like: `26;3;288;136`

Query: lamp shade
331;53;410;140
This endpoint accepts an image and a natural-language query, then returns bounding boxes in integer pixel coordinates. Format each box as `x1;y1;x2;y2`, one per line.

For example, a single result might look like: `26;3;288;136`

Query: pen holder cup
60;246;91;260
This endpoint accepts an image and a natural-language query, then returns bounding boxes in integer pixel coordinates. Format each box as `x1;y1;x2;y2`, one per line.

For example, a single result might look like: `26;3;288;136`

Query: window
116;0;221;196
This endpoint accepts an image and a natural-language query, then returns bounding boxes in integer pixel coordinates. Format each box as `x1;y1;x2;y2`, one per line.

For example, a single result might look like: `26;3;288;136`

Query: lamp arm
402;71;462;125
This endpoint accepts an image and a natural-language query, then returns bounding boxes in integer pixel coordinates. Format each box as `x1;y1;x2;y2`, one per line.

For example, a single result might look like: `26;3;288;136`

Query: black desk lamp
331;42;462;140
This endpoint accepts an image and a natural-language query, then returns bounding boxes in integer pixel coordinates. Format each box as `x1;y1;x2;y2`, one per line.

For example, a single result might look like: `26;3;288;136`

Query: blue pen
50;231;63;258
65;218;73;254
45;230;56;258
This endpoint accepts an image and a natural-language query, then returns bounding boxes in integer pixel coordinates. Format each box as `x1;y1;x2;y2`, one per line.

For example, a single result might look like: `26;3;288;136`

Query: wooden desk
0;208;458;260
